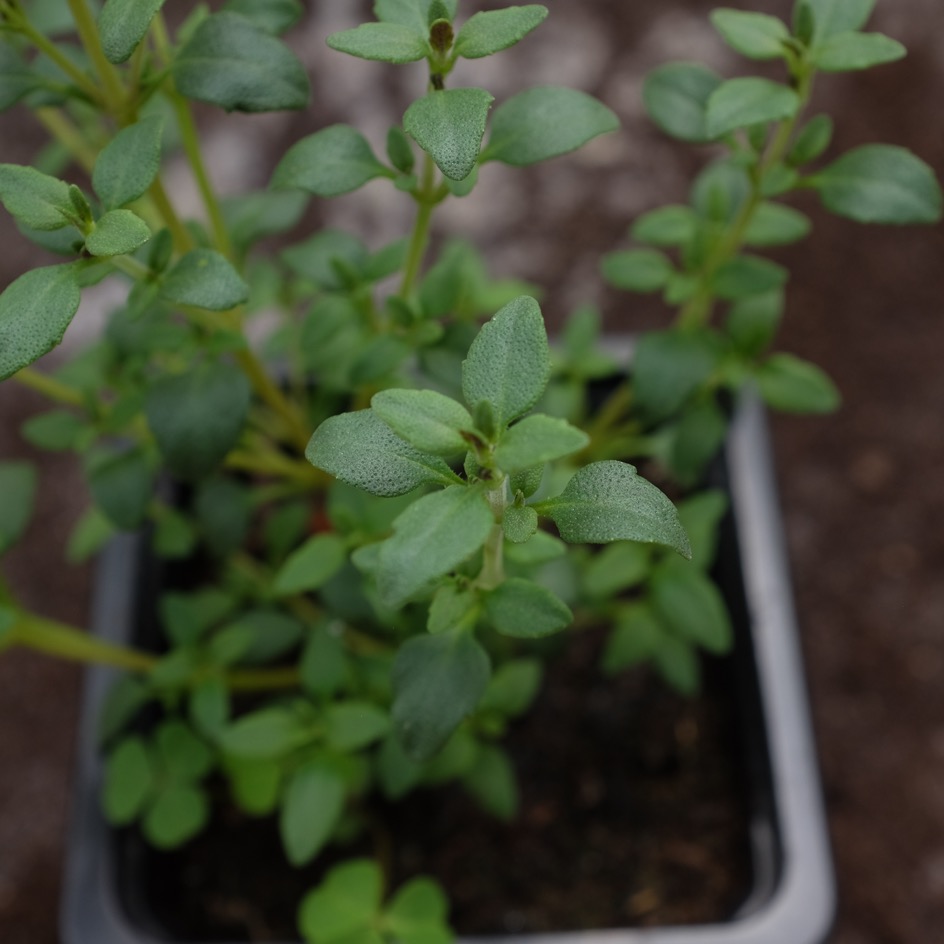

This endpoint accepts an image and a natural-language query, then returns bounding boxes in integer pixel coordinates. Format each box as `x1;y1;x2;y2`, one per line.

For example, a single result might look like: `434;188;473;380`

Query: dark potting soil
118;626;755;942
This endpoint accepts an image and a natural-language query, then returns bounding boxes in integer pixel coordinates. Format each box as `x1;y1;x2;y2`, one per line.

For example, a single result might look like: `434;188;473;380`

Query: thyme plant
0;0;939;939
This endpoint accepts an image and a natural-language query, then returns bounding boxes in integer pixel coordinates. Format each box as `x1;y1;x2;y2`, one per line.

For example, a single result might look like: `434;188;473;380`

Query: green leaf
705;78;799;139
726;290;784;356
223;0;304;34
494;414;588;472
642;64;722;143
806;0;876;42
91;116;162;210
479;659;542;717
502;504;537;544
84;209;151;257
301;626;348;696
174;12;309;112
0;45;39;112
602;603;663;674
385;877;452;944
273;533;348;596
392;629;491;761
371;390;475;456
189;678;230;739
98;0;167;64
462;744;518;821
327;23;429;63
482;87;617;166
461;296;549;429
280;762;346;866
156;720;214;782
811;145;943;224
756;353;840;413
145;363;250;479
86;446;154;530
220;707;310;759
812;31;905;72
325;702;390;752
0;462;37;555
630;205;697;247
307;410;460;497
454;5;547;59
692;159;751;223
536;461;691;558
143;784;209;848
0;164;74;230
713;255;788;300
225;756;282;815
669;398;727;487
743;203;811;246
67;507;115;563
223;190;307;252
161;249;249;310
581;542;650;600
710;9;790;60
196;477;252;556
484;578;571;638
298;859;383;944
103;737;154;824
154;507;198;559
601;249;673;293
427;582;479;634
99;676;152;743
677;490;727;572
273;125;392;196
505;530;565;565
404;88;494;181
654;635;700;695
377;486;494;607
651;559;733;654
788;114;833;166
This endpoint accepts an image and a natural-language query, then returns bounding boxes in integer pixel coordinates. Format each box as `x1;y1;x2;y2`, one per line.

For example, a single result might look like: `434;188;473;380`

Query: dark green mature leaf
160;249;249;310
788;114;833;166
536;461;691;558
0;462;37;555
743;203;811;246
392;629;491;760
307;410;460;497
705;78;799;139
651;559;733;653
726;290;784;356
601;249;673;293
174;12;309;112
812;145;942;224
103;737;154;824
806;0;876;42
220;707;310;759
272;533;347;596
642;64;722;143
377;486;494;607
272;125;391;197
145;363;250;479
371;389;475;456
494;414;588;472
404;88;493;181
0;164;73;230
327;23;429;63
484;578;571;638
223;0;303;34
581;542;650;600
710;9;790;60
0;45;41;112
812;31;905;72
455;5;547;59
325;702;390;752
98;0;167;64
601;603;663;674
143;784;209;848
86;446;155;530
482;87;617;166
756;353;840;413
93;116;164;209
156;720;214;782
669;398;727;487
298;859;383;944
461;296;549;428
280;762;345;865
85;209;151;257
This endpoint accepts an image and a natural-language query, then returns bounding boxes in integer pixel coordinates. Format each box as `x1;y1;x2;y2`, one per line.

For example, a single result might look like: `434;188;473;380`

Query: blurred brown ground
2;1;944;942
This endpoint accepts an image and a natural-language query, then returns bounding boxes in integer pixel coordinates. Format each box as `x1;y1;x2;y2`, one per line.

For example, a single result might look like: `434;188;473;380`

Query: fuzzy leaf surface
85;209;151;257
494;414;588;472
651;559;733;653
0;165;73;230
371;389;475;456
454;5;547;59
92;116;164;209
98;0;167;63
484;578;572;638
327;23;429;63
705;78;799;138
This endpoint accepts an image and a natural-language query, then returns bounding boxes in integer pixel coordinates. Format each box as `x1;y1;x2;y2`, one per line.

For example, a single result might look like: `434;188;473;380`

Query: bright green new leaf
806;0;876;42
482;87;617;166
371;389;475;456
273;125;391;196
404;88;494;181
710;9;790;60
812;31;905;72
0;462;37;555
484;578;572;638
280;762;346;866
98;0;167;64
145;363;250;479
601;249;673;293
298;859;383;944
143;784;209;849
0;164;74;230
811;145;943;224
273;533;348;596
651;558;733;653
743;202;811;246
161;249;249;310
454;5;547;59
220;707;310;759
385;877;452;944
174;12;310;112
494;414;588;472
536;461;691;558
327;23;429;63
713;255;788;300
461;296;549;429
92;116;164;209
376;486;494;607
84;209;151;257
307;410;460;497
705;78;799;139
502;504;537;544
325;702;390;752
392;629;491;760
103;737;154;824
463;744;518;822
224;0;304;34
756;353;840;413
642;64;722;143
225;756;282;815
601;603;663;674
630;205;697;247
86;446;154;530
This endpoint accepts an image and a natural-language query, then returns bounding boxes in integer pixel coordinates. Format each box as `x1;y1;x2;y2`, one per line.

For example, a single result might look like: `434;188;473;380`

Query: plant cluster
0;0;939;939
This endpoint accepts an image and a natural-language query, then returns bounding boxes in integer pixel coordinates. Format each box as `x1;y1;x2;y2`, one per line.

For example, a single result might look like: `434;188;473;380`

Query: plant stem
34;107;97;171
67;0;125;117
398;153;438;300
148;176;195;253
12;367;86;407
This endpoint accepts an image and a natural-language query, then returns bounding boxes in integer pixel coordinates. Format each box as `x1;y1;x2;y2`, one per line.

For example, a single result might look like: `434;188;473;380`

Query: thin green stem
34;107;97;171
67;0;125;116
12;367;86;407
148;176;195;253
398;153;439;300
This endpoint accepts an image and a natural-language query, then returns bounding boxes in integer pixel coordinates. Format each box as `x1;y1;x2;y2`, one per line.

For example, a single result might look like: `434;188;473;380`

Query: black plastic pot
61;394;836;944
